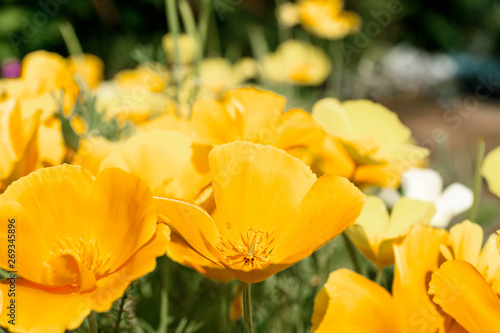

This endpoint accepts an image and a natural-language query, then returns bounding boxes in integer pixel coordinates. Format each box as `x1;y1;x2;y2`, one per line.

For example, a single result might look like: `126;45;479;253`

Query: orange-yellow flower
299;0;361;39
312;98;429;188
0;165;169;333
155;141;365;283
261;40;332;86
345;195;435;269
312;224;449;332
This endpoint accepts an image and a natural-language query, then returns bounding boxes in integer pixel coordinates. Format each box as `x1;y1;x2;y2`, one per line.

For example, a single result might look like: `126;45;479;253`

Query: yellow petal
278;174;365;264
67;54;104;89
154;197;221;265
222;88;286;141
38;117;66;166
269;108;326;151
100;130;210;200
448;220;483;266
90;223;170;312
429;260;500;333
477;234;500;294
88;168;158;273
386;197;435;239
166;232;233;282
72;136;115;175
482;147;500;198
312;269;399;332
393;224;448;332
0;278;92;333
189;99;240;145
209;141;317;242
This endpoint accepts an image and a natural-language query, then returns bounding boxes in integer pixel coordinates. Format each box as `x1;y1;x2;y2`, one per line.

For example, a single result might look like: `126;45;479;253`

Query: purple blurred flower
2;60;21;78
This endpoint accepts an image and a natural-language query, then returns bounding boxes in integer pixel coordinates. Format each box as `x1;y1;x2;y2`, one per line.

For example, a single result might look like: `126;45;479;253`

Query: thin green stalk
242;283;254;333
88;312;98;333
375;267;384;285
198;0;211;54
113;294;127;333
179;0;202;115
341;233;361;274
469;139;485;222
157;257;170;333
328;40;343;99
59;21;83;56
166;0;181;106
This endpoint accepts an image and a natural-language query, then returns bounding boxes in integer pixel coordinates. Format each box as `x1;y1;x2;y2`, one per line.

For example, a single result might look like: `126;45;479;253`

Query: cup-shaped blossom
345;196;435;269
312;98;429;188
0;165;169;333
261;40;332;86
155;141;365;283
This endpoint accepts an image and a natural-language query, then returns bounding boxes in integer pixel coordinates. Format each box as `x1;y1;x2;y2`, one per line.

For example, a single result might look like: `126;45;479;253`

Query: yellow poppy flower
313;224;448;332
261;40;332;86
429;260;500;333
440;220;500;294
345;196;436;269
482;146;500;198
0;165;169;333
276;3;301;28
16;51;79;116
78;130;230;281
155;141;365;283
0;99;40;192
313;98;429;188
197;58;244;96
162;33;198;65
67;54;105;90
299;0;361;40
72;136;117;175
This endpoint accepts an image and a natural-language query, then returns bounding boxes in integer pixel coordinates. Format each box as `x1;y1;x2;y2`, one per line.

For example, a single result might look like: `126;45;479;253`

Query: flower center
217;228;275;268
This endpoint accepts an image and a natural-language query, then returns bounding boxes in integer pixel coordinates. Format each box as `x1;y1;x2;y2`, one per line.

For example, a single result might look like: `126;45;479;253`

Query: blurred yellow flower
313;98;429;188
299;0;361;39
67;54;105;90
155;141;365;283
262;40;331;86
0;99;40;192
162;33;198;65
276;3;300;28
313;224;448;332
482;146;500;198
114;64;168;93
0;165;169;333
429;260;500;333
345;196;435;269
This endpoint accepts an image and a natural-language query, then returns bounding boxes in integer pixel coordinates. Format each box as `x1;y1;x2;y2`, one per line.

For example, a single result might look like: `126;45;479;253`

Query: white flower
379;168;473;228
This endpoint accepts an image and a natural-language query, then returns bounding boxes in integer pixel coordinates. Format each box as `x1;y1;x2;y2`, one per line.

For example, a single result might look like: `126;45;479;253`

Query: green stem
157;257;170;333
59;21;83;56
179;0;202;115
328;40;343;99
469;139;485;222
242;283;254;333
88;312;98;333
198;0;211;55
113;294;127;333
375;267;384;285
341;233;361;274
165;0;181;107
